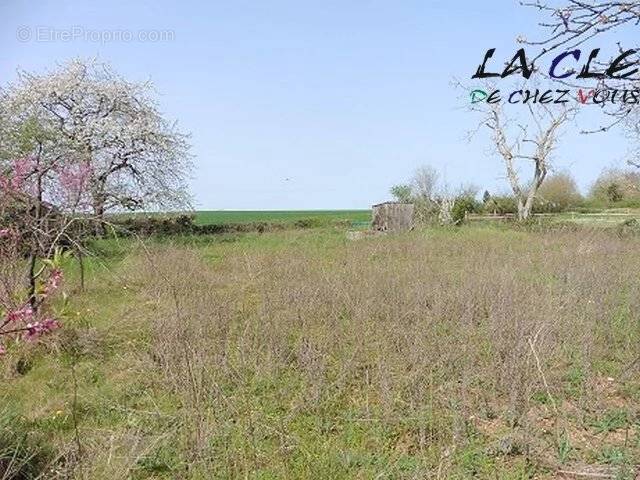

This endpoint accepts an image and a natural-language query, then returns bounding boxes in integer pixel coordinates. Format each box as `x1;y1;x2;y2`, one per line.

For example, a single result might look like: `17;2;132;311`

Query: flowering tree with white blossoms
0;58;192;355
0;58;192;225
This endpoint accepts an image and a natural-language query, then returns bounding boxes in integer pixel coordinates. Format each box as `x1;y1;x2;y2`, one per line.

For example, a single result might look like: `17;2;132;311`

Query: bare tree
411;165;440;201
522;1;640;62
626;106;640;167
410;165;441;223
473;100;574;220
0;59;192;226
522;1;640;165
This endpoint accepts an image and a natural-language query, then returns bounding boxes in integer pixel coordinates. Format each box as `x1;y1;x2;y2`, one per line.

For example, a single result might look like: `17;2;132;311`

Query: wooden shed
371;202;414;232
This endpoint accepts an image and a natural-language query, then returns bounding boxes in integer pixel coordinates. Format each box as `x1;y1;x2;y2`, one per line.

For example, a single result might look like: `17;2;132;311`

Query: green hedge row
108;214;330;237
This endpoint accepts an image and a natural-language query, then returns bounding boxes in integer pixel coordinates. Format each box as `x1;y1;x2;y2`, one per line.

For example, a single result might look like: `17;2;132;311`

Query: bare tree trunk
27;253;37;309
27;157;44;310
519;193;535;221
92;189;107;236
520;161;547;221
76;249;85;292
517;199;526;221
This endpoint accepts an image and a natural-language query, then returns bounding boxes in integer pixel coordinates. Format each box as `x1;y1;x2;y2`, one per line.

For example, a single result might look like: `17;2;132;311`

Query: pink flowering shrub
0;157;36;195
54;161;93;209
0;157;73;356
1;156;93;210
0;230;66;355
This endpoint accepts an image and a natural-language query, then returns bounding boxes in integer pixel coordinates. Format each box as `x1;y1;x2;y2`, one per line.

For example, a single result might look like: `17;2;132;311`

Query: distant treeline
392;167;640;223
484;168;640;215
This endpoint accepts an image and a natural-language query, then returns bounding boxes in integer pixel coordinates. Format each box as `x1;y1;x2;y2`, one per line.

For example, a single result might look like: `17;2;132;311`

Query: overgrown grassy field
555;209;640;226
193;210;370;226
3;224;640;479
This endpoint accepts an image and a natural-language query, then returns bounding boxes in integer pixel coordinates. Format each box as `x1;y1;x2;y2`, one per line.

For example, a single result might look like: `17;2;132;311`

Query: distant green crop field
194;210;370;226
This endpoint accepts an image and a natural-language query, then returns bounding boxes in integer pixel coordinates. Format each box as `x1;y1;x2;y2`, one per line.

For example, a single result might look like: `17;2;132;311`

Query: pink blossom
4;306;34;325
44;269;64;295
0;229;11;238
24;318;61;341
57;163;92;201
0;157;37;196
0;344;5;356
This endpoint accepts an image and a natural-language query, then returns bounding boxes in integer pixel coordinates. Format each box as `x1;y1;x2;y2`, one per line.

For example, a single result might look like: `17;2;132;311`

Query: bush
390;184;413;203
534;172;583;213
590;168;640;205
483;195;518;215
114;214;199;236
617;218;640;238
293;218;323;229
452;196;481;224
109;214;326;237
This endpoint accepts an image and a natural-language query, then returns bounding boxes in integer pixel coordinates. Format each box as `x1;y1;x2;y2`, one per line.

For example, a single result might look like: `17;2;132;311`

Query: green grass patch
193;210;370;226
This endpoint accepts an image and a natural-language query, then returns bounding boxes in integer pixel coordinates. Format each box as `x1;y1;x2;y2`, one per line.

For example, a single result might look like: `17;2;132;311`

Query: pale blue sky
1;0;637;209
